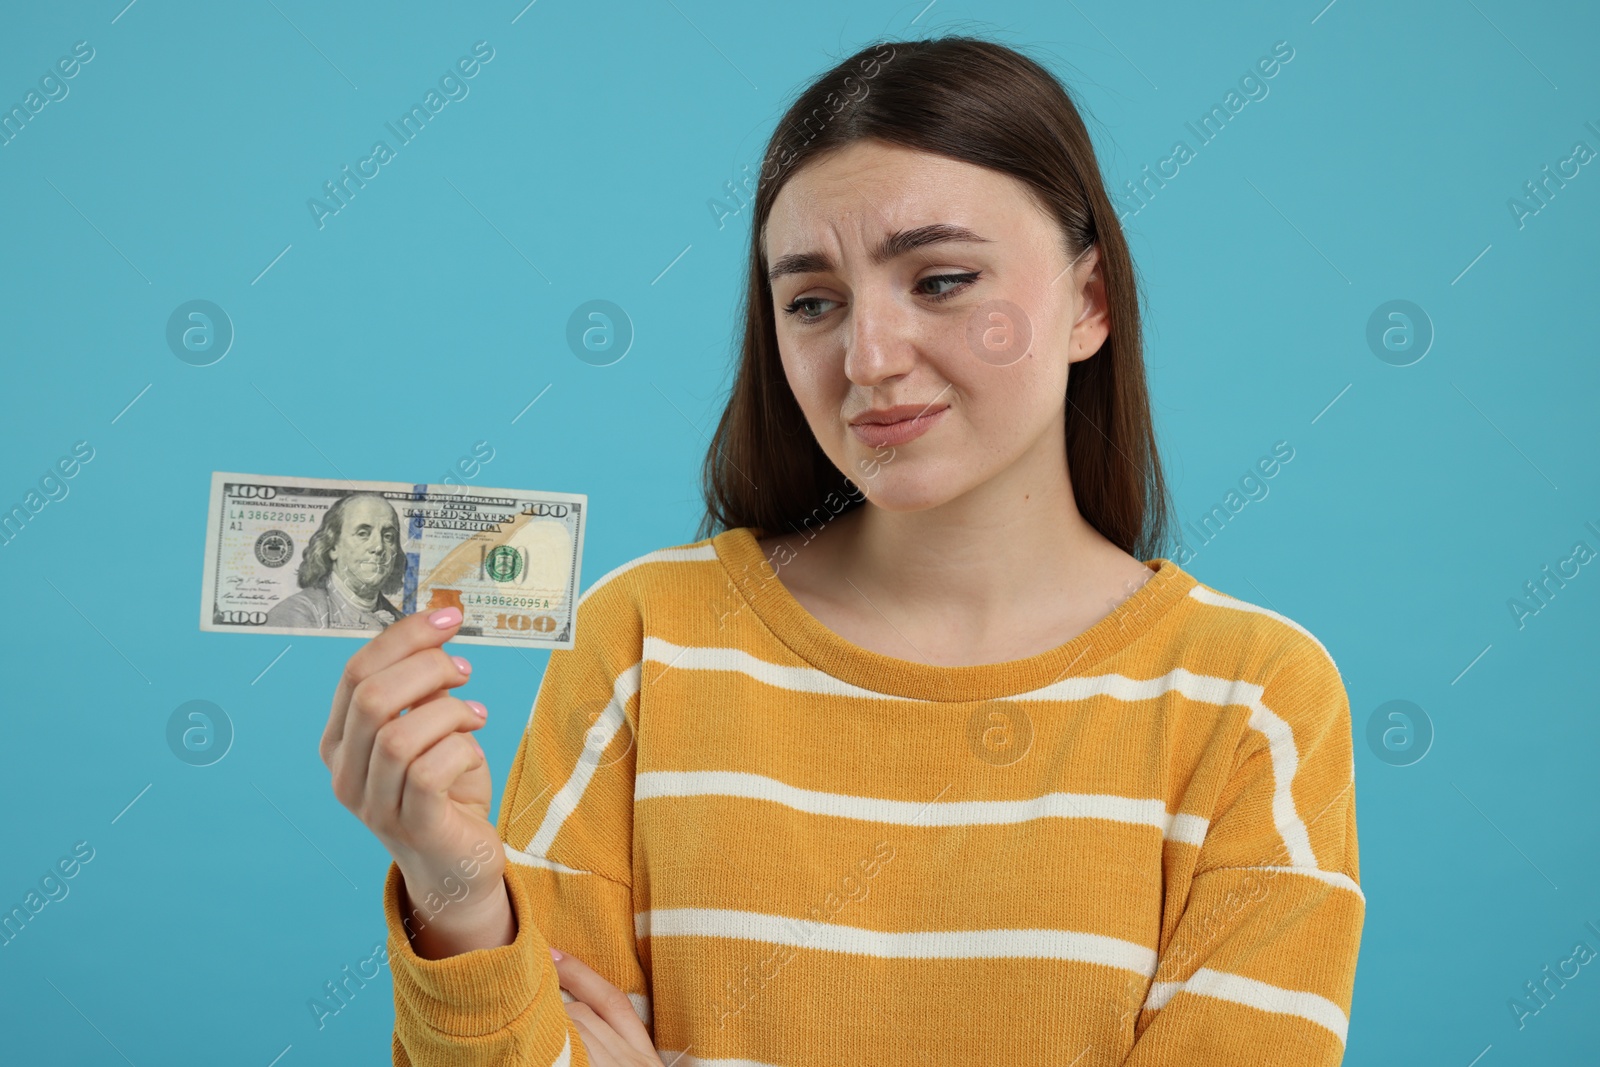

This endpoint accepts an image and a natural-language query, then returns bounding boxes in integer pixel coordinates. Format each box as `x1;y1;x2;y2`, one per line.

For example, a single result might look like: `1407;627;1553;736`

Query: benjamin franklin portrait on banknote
264;491;409;630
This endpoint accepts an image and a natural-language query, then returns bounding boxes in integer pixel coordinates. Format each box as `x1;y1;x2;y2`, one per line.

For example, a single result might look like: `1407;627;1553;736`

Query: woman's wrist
396;862;516;960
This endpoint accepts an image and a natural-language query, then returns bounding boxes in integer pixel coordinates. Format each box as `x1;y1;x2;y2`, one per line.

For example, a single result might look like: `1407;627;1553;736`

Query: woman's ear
1068;246;1110;362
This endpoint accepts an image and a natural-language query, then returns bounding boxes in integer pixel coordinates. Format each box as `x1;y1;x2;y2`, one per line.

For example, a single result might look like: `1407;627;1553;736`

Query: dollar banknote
200;471;587;649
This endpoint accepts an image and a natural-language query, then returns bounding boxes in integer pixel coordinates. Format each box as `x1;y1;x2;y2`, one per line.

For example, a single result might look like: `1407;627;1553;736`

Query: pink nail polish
428;607;462;628
466;700;487;718
451;655;472;675
551;947;563;961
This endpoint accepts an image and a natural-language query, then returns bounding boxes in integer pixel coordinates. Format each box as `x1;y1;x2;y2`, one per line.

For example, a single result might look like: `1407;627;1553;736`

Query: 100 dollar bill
200;471;587;649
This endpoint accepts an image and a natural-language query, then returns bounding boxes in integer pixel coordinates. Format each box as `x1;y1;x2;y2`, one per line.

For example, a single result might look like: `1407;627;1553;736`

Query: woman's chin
850;476;966;514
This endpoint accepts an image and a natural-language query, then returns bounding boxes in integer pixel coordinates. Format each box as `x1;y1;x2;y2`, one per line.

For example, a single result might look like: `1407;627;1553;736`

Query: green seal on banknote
484;544;522;582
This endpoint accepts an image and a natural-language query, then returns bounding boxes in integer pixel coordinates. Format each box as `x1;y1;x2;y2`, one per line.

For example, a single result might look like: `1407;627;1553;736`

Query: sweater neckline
713;525;1197;703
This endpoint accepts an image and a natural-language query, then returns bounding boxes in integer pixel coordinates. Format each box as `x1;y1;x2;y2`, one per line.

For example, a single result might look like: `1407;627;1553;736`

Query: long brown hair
695;34;1174;562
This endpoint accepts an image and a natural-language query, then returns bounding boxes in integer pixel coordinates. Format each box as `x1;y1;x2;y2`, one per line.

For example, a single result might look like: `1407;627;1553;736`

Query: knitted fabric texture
384;526;1363;1066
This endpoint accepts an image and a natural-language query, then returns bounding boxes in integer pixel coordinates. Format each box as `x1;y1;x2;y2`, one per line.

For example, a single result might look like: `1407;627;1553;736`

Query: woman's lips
849;405;949;448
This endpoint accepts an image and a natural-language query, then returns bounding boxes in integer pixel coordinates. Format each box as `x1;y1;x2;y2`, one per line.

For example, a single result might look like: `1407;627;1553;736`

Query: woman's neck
846;490;1106;625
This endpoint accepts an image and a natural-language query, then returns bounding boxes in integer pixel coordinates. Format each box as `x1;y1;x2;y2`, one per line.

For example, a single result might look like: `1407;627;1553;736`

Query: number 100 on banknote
200;471;588;649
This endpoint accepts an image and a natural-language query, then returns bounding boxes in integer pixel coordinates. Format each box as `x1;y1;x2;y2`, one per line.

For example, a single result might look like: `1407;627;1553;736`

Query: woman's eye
781;271;981;324
782;296;837;323
918;271;981;300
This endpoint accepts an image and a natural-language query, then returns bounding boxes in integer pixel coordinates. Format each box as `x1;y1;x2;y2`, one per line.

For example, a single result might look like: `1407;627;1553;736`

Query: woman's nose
843;288;917;386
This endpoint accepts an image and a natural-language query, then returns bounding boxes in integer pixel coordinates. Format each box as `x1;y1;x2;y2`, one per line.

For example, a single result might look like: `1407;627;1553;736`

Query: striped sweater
383;525;1364;1066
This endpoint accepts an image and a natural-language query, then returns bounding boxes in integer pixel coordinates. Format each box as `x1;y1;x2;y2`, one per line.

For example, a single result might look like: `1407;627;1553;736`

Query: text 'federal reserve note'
200;471;587;649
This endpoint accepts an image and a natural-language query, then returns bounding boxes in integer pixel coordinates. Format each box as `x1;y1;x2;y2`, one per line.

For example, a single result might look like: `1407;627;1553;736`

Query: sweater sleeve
384;576;647;1067
1120;640;1365;1066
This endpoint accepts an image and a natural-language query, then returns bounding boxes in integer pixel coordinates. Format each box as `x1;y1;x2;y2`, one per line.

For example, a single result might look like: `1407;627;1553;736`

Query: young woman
321;35;1363;1067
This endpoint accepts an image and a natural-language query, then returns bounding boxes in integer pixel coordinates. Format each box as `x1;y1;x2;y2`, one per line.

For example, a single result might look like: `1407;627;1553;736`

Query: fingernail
551;947;563;961
451;655;472;675
466;700;487;719
471;735;484;754
429;607;462;628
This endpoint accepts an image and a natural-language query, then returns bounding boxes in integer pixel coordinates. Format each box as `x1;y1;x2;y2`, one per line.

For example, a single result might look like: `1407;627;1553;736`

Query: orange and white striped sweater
383;525;1364;1066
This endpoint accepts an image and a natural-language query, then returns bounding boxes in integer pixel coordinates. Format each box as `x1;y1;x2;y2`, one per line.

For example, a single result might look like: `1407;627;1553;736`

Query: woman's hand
552;947;665;1066
320;605;512;956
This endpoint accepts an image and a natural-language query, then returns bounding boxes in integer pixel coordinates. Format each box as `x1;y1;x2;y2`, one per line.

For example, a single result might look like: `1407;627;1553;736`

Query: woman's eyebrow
766;223;990;283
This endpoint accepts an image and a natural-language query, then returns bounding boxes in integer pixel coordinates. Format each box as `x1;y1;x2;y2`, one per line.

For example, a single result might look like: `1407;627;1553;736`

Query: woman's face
763;139;1109;513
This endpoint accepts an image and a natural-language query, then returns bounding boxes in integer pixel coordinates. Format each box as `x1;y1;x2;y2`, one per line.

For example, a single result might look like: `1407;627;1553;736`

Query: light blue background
2;1;1597;1064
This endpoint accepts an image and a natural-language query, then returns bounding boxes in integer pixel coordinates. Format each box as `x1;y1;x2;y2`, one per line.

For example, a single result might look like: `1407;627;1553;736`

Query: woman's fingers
330;645;474;813
364;693;486;825
322;606;463;767
565;1012;599;1062
564;1002;638;1066
552;950;658;1058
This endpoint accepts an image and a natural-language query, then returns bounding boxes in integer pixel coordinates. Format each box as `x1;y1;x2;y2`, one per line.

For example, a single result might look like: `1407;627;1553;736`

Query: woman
321;35;1363;1067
